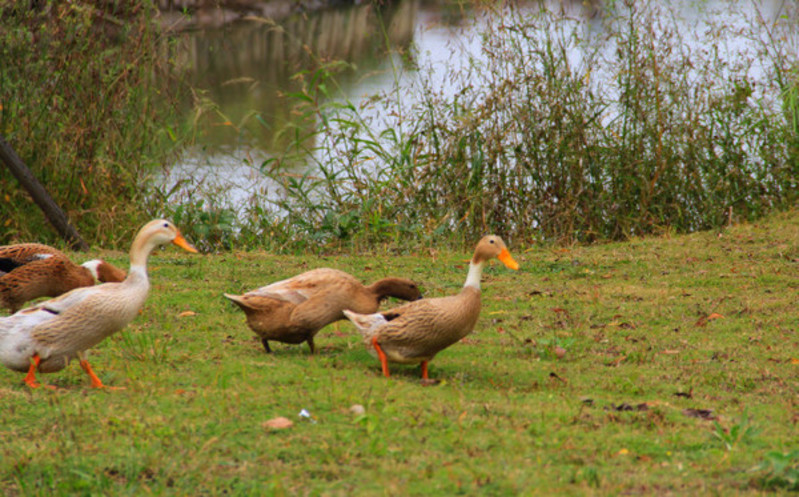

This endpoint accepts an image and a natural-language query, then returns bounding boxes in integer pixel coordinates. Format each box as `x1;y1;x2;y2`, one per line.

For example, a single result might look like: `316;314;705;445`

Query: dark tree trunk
0;134;89;251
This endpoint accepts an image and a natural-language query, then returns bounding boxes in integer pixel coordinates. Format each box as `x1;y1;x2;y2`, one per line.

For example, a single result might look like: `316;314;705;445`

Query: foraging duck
224;268;422;354
343;235;519;380
0;220;197;389
0;243;127;314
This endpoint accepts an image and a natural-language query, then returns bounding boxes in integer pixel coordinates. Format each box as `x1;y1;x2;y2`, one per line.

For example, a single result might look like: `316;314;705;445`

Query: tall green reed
251;0;798;249
0;1;181;248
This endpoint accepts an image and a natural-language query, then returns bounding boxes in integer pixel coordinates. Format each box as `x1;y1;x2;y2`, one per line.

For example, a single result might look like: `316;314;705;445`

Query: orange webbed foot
79;359;124;390
23;354;57;390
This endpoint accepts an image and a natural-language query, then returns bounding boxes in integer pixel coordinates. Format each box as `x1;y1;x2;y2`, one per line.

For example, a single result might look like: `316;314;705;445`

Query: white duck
0;219;197;389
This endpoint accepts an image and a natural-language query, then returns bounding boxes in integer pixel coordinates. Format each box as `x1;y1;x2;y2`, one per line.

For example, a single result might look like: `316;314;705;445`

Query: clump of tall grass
0;1;181;248
257;0;799;248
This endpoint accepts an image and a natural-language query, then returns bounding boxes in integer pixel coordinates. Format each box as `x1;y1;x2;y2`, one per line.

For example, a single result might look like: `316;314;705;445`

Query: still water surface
161;0;793;212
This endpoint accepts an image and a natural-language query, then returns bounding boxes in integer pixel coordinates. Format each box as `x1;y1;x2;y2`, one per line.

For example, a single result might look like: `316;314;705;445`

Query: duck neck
128;232;157;277
368;278;403;302
125;265;150;287
368;279;391;302
464;259;485;290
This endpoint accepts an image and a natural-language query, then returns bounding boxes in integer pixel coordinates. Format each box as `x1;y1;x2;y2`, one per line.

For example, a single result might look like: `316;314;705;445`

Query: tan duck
224;268;422;354
0;243;127;313
344;235;519;380
0;220;197;389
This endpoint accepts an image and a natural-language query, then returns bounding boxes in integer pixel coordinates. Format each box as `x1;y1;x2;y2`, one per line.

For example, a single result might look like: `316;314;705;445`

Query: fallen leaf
682;408;715;420
420;378;442;387
263;417;293;430
790;358;799;365
178;311;197;318
617;448;630;455
607;403;649;412
607;355;627;367
695;312;724;327
661;349;680;355
674;391;693;399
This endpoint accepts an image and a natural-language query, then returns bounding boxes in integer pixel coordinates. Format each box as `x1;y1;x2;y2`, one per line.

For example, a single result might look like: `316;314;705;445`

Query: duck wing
247;268;358;305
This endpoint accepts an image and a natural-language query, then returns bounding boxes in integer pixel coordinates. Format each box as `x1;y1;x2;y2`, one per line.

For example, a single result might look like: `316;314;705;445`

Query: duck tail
342;309;387;338
223;293;243;305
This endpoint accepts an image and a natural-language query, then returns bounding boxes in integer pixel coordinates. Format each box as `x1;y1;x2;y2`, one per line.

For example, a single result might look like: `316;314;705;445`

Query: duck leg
261;338;272;353
78;351;123;390
23;354;55;389
371;335;390;377
306;337;316;355
420;361;429;380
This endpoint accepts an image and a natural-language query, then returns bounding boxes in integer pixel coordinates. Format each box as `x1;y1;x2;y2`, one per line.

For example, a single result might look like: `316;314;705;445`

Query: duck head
372;278;423;302
472;235;519;270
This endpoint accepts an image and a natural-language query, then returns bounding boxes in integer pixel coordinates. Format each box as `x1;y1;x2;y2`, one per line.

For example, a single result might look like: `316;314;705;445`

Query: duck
0;219;197;389
343;235;519;380
0;243;127;314
224;268;423;354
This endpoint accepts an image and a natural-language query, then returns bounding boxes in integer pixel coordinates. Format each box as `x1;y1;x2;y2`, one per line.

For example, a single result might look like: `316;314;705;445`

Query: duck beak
172;232;199;253
498;248;519;270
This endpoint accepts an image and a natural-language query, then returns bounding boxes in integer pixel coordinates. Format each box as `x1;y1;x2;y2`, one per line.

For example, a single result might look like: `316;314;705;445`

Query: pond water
159;0;794;213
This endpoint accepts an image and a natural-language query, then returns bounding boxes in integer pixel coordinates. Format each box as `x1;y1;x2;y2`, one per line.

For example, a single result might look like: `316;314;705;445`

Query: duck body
346;287;481;365
0;270;148;373
0;243;126;313
225;268;421;353
0;220;197;388
344;235;519;379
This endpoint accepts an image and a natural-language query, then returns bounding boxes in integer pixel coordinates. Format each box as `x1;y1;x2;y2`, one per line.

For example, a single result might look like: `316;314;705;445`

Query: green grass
1;210;798;495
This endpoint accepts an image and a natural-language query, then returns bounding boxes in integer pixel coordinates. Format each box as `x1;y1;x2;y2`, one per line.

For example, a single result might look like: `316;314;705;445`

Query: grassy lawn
1;210;797;495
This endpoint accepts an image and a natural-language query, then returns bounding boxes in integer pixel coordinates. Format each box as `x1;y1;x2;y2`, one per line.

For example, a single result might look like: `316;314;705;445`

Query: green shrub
0;0;179;248
256;0;799;248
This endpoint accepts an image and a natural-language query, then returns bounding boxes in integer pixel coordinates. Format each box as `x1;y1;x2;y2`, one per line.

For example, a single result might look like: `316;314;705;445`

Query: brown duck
224;268;422;354
0;243;127;313
344;235;519;380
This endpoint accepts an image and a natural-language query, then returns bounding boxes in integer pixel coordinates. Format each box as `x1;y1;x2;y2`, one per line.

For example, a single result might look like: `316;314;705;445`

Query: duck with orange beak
0;220;197;389
344;235;519;381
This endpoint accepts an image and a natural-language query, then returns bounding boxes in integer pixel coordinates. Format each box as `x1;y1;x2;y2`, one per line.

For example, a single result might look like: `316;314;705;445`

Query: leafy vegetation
251;0;799;250
1;1;796;252
0;0;180;247
0;209;797;494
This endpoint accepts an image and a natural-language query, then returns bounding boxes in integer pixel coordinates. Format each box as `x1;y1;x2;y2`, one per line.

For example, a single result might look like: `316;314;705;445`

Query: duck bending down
344;235;519;380
0;220;197;389
224;268;422;354
0;243;127;313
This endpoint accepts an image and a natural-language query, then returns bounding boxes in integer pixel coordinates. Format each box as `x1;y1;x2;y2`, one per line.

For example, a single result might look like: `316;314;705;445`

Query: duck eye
489;239;495;244
163;223;169;228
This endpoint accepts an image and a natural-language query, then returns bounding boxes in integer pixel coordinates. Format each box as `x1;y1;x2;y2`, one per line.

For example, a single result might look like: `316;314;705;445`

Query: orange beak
498;248;519;270
172;232;198;253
